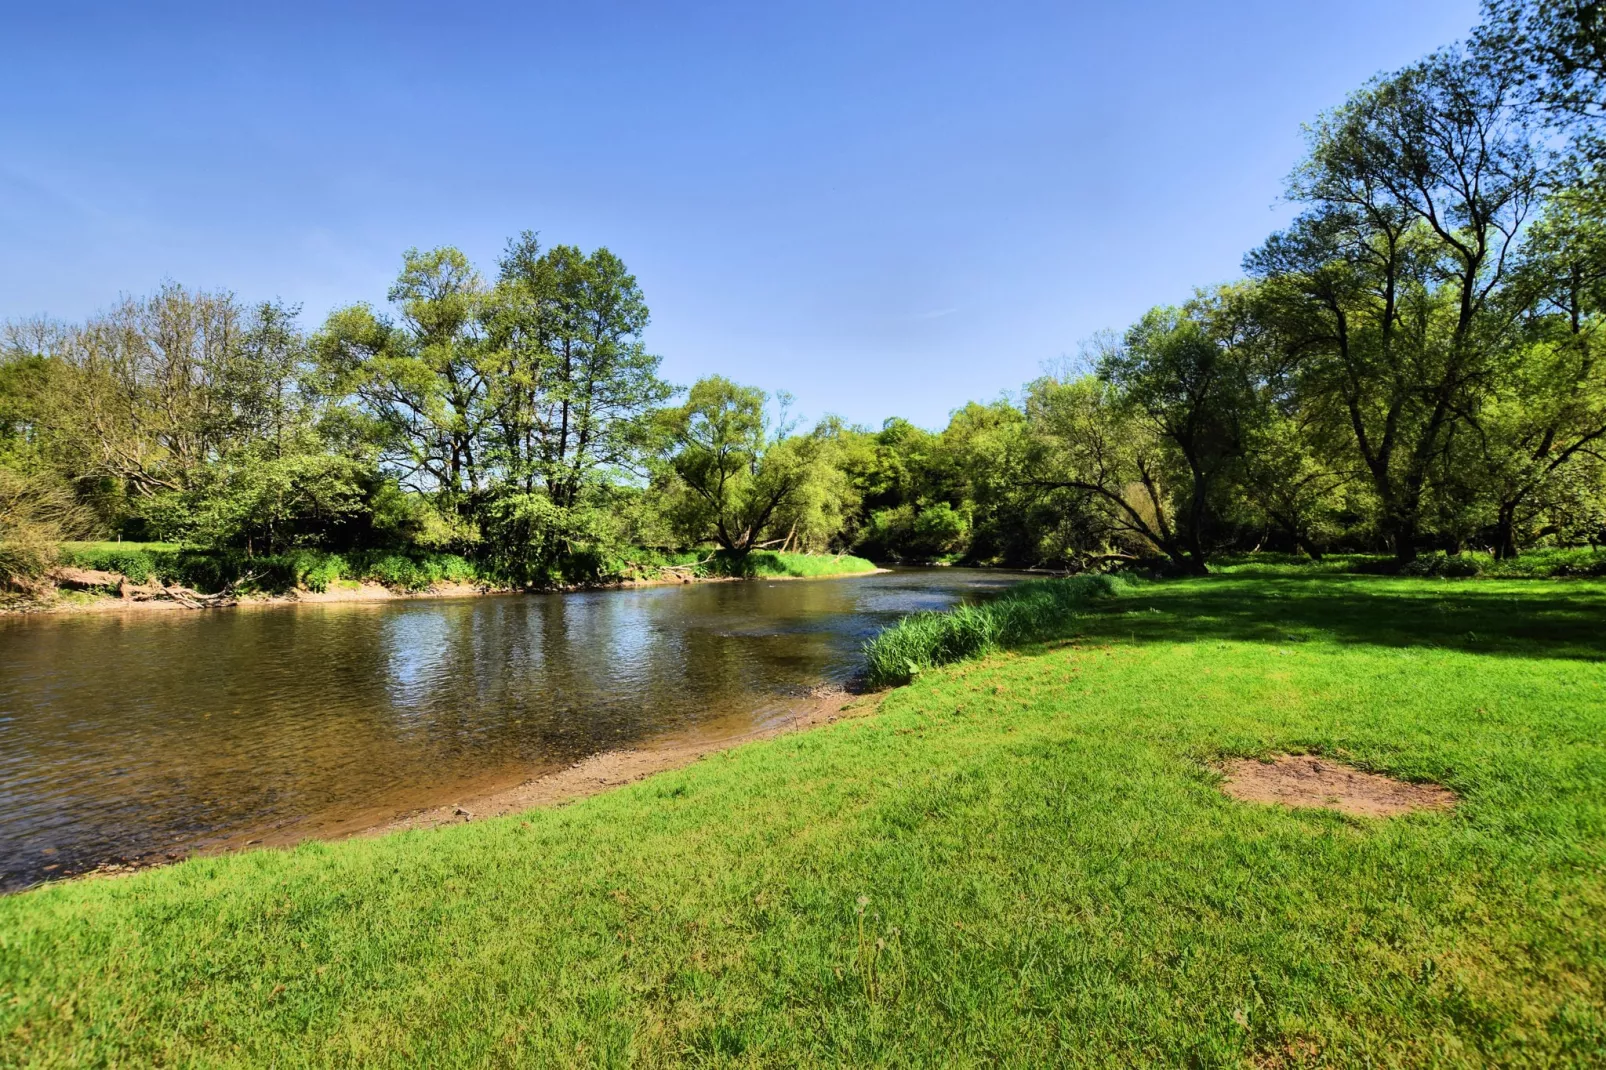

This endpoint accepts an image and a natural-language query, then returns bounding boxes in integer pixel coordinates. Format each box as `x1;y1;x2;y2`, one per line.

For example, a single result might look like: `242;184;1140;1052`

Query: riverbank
3;572;1603;1063
70;685;882;881
1;548;882;616
360;685;879;842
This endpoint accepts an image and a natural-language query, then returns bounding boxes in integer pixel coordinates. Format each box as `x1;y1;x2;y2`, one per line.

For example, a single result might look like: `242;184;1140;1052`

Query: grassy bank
57;542;486;594
862;572;1133;686
3;573;1604;1065
46;544;875;598
625;549;878;581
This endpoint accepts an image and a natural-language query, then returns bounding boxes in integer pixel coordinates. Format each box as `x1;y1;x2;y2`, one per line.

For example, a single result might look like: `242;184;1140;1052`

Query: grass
862;573;1133;686
730;550;877;579
1210;546;1606;579
629;549;878;581
2;573;1605;1065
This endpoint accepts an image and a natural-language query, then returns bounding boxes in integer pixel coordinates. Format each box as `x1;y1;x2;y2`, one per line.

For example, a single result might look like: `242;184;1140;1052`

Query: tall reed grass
862;572;1133;687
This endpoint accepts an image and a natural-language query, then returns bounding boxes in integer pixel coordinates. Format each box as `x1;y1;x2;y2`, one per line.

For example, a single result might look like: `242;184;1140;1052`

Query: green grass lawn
2;574;1604;1066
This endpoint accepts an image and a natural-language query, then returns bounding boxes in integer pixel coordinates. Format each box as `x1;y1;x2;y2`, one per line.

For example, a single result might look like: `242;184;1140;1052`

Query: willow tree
1248;51;1541;562
656;377;827;558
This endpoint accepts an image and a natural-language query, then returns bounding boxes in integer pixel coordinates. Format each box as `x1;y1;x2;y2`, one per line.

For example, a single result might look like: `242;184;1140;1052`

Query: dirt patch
1221;754;1456;818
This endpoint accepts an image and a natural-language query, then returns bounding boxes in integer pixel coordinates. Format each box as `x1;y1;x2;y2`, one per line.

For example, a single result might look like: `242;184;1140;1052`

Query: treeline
3;0;1605;585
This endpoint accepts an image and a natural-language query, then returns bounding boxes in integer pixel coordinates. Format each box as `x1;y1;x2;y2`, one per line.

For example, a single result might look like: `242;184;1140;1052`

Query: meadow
1;569;1602;1066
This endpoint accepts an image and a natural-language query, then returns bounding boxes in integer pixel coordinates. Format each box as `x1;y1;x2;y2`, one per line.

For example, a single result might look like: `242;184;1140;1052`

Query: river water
0;568;1020;892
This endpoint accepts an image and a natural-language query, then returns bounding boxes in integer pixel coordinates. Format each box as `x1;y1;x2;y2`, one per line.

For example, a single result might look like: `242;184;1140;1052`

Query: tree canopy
5;2;1606;585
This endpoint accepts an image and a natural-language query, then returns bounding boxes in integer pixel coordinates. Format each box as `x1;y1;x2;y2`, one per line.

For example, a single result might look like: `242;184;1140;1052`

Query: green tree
1476;0;1606;135
1024;373;1203;573
478;234;672;580
657;377;822;557
1248;51;1541;561
1477;192;1606;555
314;248;491;529
1097;296;1257;570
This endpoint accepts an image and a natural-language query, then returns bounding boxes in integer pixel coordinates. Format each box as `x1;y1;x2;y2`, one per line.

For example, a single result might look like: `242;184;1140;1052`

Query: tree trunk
1494;504;1520;560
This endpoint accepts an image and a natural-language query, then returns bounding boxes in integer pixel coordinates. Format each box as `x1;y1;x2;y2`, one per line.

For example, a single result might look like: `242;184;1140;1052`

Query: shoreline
66;685;882;888
357;685;879;839
1;564;891;617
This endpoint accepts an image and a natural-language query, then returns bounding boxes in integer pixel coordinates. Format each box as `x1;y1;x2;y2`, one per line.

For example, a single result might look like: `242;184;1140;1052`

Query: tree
1098;296;1256;569
657;377;821;557
314;248;492;528
1236;407;1351;559
1025;373;1204;573
478;234;672;580
1248;51;1542;561
1476;0;1606;131
1476;191;1606;555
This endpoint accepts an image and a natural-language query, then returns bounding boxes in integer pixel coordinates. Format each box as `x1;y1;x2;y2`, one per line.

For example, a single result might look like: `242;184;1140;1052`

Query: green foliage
140;450;371;552
57;543;163;584
705;550;876;579
864;573;1133;686
656;377;846;556
0;469;94;590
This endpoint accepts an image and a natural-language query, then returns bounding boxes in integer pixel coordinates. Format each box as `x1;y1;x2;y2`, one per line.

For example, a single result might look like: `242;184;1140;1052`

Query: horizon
3;0;1479;429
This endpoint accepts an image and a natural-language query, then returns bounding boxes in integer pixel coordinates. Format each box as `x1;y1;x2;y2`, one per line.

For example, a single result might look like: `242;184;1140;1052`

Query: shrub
58;544;161;584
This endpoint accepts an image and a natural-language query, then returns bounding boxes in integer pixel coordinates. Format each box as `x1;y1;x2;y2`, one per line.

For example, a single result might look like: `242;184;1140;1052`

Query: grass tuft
862;572;1133;686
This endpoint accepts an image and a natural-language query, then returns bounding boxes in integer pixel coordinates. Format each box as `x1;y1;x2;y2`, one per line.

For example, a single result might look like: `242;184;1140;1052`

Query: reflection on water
0;568;1021;891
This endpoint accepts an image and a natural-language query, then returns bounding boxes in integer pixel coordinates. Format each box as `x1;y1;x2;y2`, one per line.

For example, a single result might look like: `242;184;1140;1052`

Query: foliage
55;542;485;594
701;550;876;579
7;6;1606;580
0;468;93;589
655;377;843;557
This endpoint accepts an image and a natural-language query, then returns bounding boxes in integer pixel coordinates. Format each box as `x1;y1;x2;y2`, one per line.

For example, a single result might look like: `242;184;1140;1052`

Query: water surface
0;568;1020;891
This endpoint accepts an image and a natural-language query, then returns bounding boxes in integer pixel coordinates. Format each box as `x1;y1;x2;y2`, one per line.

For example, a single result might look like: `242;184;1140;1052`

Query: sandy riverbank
73;685;881;884
358;686;879;839
2;566;890;617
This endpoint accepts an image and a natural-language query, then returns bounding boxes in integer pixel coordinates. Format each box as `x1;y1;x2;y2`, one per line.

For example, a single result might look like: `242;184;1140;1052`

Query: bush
1484;546;1606;578
0;525;58;590
299;553;347;593
863;573;1133;687
1399;551;1486;578
352;551;479;591
58;543;173;584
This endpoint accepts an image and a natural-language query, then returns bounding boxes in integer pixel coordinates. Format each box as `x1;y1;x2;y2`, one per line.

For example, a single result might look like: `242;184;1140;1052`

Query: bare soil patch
1221;753;1456;818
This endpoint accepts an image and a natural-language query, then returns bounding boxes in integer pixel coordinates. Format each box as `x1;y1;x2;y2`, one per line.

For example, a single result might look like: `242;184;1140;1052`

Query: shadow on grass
1074;574;1606;662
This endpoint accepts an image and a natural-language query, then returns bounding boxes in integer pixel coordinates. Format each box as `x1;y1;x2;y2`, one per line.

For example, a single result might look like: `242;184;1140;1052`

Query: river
0;567;1021;892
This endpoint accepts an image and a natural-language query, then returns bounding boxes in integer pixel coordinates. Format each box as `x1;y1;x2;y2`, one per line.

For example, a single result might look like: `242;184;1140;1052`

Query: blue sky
2;1;1478;429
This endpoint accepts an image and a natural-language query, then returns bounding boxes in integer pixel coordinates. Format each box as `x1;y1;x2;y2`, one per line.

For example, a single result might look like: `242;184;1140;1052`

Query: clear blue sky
1;1;1479;429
